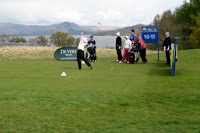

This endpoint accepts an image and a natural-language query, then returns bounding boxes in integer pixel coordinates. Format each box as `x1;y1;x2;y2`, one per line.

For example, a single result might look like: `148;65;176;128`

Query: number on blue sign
151;34;156;39
144;34;150;39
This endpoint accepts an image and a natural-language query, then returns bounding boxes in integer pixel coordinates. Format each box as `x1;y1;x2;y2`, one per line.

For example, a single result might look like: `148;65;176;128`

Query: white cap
116;32;120;36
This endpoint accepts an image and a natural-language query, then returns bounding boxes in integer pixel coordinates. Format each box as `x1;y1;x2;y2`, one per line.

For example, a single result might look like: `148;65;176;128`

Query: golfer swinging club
77;32;92;70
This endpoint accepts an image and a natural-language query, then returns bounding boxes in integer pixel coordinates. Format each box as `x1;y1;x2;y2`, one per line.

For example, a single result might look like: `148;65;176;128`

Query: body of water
72;35;117;48
4;35;118;48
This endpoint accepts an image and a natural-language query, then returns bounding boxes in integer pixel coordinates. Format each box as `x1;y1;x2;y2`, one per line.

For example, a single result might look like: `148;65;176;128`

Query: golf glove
164;46;166;51
167;46;170;51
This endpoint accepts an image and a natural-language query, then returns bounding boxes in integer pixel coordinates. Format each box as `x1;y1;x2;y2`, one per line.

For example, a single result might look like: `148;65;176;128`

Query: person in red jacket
133;35;147;63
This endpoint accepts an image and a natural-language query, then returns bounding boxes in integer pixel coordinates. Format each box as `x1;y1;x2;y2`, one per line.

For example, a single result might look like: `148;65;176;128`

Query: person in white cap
77;32;92;70
119;35;132;64
115;32;122;61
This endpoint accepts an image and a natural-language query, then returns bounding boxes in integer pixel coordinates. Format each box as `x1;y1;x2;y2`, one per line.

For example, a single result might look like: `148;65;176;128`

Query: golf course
0;47;199;133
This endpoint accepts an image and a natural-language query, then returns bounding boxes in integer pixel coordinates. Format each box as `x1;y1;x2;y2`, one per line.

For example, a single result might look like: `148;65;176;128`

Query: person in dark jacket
116;32;122;61
88;36;97;62
163;32;171;65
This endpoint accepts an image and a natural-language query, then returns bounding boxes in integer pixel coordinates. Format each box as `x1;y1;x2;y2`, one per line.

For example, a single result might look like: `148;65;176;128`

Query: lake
21;35;118;48
73;35;117;48
1;35;124;48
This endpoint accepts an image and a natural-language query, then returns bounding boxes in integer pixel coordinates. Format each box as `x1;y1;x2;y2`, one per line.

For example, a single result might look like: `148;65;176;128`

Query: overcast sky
0;0;189;26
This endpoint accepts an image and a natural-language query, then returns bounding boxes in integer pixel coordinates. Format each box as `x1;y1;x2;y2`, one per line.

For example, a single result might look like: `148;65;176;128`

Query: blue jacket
88;40;96;49
129;34;135;42
88;40;96;45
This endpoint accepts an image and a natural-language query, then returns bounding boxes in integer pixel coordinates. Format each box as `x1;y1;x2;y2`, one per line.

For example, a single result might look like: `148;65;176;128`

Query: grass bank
0;46;158;61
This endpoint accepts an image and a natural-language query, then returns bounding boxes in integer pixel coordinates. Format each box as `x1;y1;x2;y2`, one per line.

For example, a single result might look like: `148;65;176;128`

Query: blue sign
142;26;159;43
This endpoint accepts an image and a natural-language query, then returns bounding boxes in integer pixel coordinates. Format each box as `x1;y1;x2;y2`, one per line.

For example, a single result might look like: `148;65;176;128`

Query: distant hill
0;22;120;36
93;24;147;36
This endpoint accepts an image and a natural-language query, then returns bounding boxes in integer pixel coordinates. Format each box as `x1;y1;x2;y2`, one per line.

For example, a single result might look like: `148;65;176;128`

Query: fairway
0;49;200;133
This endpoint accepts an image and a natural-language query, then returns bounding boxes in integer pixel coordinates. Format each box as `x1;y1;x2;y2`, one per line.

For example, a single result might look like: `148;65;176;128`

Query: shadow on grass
148;61;172;76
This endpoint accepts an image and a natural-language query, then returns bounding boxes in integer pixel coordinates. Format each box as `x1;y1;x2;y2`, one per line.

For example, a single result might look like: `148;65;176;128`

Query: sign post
158;42;160;61
141;26;159;61
172;37;178;76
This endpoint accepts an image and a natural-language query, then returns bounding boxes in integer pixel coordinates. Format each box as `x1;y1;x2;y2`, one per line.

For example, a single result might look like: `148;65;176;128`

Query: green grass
0;49;200;133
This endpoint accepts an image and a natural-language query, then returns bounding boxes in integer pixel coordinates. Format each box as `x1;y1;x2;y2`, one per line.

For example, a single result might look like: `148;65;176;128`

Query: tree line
152;0;200;49
0;32;80;47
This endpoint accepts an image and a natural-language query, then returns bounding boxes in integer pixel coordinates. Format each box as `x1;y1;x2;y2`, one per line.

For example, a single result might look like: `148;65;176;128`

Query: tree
0;34;9;42
174;0;200;36
153;10;175;45
174;0;200;49
174;1;194;38
9;37;27;43
189;17;200;49
74;38;80;47
151;0;200;49
160;10;175;35
153;14;161;27
36;36;48;46
66;36;75;46
50;32;75;47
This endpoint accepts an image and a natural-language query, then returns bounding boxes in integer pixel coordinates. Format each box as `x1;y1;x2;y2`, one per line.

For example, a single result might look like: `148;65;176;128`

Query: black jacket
163;36;171;51
116;37;122;49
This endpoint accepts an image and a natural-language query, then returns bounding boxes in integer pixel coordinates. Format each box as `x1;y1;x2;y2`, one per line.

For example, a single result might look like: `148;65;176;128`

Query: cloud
96;9;123;20
0;0;187;26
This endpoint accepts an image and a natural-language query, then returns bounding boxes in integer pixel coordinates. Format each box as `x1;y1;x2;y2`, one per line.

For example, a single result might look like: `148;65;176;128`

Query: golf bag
130;43;141;63
86;44;96;61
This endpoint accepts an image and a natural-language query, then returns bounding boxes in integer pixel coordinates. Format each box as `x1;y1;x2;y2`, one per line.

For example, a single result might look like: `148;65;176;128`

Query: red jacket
133;38;146;49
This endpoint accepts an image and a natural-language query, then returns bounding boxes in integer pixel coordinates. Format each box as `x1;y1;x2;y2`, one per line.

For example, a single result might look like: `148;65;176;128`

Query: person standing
129;29;135;43
77;32;92;70
133;35;147;63
116;32;122;61
119;36;132;64
163;32;171;65
88;36;97;62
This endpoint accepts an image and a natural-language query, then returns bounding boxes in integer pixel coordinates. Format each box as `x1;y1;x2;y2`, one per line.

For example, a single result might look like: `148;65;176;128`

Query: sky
0;0;189;26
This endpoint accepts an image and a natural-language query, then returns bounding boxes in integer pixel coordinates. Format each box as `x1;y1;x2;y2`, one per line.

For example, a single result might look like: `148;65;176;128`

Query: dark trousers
116;48;122;61
139;48;147;63
77;50;91;69
165;51;170;65
94;50;97;61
